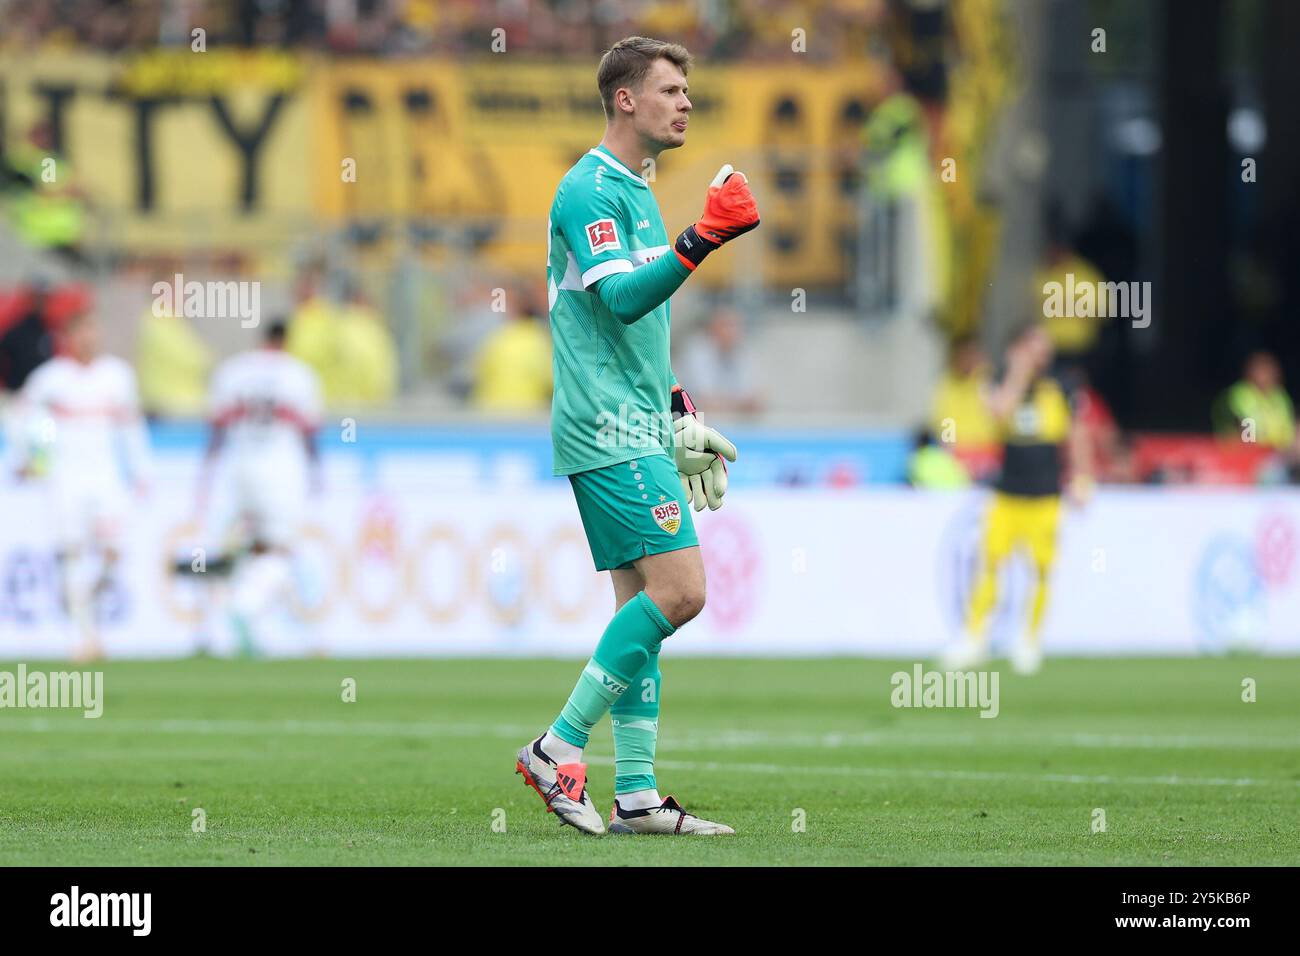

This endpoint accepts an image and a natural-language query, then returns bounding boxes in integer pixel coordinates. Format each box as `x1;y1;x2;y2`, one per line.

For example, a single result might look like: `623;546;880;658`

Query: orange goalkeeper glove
673;164;761;271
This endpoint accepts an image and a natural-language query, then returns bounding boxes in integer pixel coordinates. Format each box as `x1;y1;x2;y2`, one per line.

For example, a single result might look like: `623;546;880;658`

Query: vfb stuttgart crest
651;500;682;535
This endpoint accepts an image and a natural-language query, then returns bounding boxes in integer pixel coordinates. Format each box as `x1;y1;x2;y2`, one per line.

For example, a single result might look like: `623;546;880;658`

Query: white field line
581;755;1298;789
664;729;1300;752
0;717;536;739
2;716;1298;788
2;716;1295;753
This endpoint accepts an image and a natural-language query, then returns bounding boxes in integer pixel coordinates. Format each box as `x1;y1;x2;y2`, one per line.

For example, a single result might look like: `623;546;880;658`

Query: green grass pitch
1;657;1297;866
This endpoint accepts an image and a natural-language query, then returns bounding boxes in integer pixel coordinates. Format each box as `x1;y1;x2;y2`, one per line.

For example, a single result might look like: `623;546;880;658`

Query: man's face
1247;354;1280;390
954;342;984;376
64;314;100;363
629;58;692;152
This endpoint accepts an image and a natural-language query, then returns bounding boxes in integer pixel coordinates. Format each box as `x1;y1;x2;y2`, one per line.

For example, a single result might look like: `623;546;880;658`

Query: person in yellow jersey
1213;351;1297;452
930;335;997;448
940;321;1093;675
471;298;552;414
285;265;345;406
2;121;88;262
335;280;398;407
1033;237;1108;362
136;305;212;418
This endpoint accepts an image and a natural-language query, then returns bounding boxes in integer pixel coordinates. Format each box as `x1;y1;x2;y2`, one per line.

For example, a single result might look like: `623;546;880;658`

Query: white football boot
515;735;605;835
608;796;735;835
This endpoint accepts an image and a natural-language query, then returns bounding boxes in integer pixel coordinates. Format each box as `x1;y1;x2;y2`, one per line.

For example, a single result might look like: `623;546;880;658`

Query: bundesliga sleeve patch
651;500;682;535
585;219;620;255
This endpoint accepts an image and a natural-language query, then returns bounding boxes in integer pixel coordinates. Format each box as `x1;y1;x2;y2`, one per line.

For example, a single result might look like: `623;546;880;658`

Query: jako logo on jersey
652;501;682;535
635;219;650;230
586;219;620;254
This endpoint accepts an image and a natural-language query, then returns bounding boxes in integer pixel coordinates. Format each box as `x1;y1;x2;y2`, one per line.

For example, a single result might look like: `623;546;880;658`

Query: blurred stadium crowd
0;0;881;60
1;0;1298;489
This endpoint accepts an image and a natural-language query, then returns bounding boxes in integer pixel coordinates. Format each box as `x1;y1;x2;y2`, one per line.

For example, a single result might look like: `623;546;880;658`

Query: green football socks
550;591;675;749
611;647;661;794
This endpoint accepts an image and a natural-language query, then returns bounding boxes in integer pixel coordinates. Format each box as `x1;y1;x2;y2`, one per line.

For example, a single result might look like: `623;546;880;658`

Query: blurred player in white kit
14;309;152;661
196;320;322;654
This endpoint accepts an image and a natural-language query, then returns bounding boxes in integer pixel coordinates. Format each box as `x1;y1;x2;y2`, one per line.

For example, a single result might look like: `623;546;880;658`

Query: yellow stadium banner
0;52;313;252
1;52;886;287
310;59;887;286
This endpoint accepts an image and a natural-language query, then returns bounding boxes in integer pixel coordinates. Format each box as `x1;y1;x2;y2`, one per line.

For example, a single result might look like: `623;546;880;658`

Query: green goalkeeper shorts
569;453;699;572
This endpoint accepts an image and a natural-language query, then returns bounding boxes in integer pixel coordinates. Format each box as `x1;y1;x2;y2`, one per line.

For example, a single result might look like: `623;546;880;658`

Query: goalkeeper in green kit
514;36;760;836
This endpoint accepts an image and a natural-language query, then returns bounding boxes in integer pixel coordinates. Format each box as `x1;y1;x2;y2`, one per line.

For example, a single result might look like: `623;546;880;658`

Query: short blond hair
597;36;693;120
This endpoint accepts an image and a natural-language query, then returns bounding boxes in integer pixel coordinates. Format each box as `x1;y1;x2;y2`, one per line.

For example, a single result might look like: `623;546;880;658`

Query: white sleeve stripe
581;258;634;288
629;244;671;266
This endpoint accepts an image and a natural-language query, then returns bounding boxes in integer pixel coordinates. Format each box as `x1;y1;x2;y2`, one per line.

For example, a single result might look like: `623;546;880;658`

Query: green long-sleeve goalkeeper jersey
546;145;691;476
